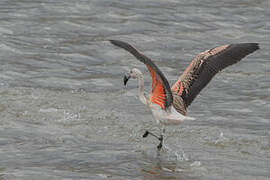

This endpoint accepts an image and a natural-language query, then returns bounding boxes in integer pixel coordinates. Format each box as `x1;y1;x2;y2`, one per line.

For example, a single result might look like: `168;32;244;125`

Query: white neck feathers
137;72;147;105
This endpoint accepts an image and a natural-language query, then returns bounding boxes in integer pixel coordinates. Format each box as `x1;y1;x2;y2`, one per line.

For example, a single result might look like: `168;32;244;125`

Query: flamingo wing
171;43;259;107
110;40;173;110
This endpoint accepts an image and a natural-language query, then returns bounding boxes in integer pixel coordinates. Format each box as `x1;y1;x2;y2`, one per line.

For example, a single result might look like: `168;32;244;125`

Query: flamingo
110;40;259;150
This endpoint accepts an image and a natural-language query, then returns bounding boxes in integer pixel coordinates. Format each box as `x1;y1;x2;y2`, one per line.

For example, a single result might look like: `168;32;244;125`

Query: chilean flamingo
110;40;259;150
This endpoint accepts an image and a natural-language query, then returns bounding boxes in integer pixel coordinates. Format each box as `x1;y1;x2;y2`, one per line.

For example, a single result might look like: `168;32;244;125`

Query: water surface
0;0;269;179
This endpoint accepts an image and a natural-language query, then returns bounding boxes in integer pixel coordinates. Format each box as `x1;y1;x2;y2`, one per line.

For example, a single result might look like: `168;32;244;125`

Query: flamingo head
123;68;142;86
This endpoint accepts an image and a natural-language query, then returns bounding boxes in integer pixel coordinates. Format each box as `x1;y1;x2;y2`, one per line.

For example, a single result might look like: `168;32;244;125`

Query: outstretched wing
110;40;173;110
171;43;259;107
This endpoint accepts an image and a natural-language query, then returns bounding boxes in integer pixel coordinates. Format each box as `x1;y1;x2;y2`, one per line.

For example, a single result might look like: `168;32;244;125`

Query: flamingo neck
137;74;147;105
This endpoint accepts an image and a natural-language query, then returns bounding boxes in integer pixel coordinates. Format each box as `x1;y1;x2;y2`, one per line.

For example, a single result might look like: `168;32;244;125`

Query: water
0;0;269;179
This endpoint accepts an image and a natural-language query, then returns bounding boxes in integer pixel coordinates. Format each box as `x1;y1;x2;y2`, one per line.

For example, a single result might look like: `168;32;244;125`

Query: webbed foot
142;131;149;138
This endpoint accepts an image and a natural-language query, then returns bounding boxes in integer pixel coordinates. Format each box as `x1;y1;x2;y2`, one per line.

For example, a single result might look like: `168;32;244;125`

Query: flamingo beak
123;74;130;86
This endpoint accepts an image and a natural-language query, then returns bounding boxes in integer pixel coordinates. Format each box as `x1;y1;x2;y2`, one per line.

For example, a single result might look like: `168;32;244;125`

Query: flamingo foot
157;135;163;150
142;131;149;138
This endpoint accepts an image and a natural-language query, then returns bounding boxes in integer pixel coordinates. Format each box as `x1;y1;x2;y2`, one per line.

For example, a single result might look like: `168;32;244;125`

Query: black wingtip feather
246;43;260;51
254;43;260;51
233;43;260;53
109;39;118;45
109;40;129;49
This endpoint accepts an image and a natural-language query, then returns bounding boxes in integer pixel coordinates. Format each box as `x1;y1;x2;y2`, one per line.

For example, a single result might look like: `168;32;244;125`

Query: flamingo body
150;103;193;125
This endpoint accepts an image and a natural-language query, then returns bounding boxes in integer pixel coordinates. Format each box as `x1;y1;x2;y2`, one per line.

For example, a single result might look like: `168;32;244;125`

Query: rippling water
0;0;269;179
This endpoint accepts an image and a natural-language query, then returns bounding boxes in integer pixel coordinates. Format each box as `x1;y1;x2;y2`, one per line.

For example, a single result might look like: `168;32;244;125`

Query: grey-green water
0;0;269;179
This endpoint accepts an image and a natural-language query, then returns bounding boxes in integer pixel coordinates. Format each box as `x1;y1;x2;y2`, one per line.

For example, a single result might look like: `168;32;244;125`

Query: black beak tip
123;75;130;86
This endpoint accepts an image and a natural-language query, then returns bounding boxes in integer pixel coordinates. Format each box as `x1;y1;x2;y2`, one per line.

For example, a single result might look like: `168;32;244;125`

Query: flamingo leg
142;130;159;139
157;134;163;150
157;128;165;150
143;128;165;151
